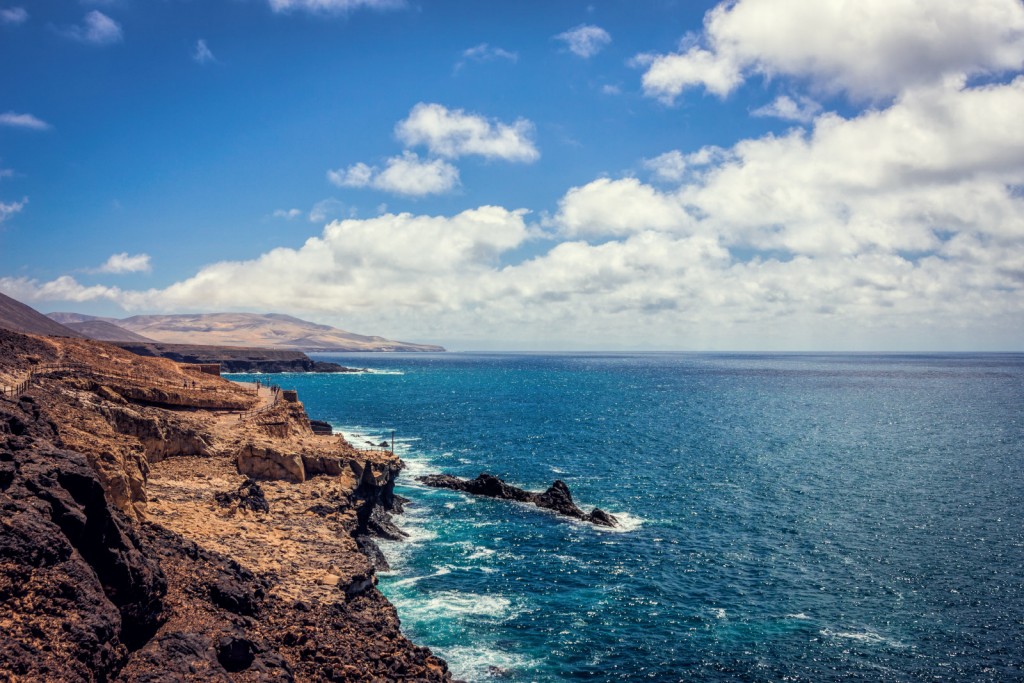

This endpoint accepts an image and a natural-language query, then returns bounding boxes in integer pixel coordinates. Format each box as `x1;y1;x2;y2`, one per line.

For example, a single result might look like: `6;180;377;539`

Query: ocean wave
390;566;451;588
598;510;645;533
437;645;539;682
361;368;405;375
820;628;907;648
401;591;515;622
466;546;495;560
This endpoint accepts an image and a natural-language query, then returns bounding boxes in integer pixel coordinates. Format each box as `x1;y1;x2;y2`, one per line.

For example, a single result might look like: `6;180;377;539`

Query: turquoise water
230;353;1024;681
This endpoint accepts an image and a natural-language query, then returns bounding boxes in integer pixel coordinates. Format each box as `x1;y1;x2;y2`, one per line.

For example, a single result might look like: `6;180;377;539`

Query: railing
0;375;32;401
238;385;282;421
347;429;396;455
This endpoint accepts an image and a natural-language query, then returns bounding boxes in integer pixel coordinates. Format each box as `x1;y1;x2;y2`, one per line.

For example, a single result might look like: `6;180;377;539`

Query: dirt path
212;380;274;427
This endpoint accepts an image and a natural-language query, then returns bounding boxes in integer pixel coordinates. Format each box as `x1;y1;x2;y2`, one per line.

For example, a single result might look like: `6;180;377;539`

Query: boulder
235;444;304;483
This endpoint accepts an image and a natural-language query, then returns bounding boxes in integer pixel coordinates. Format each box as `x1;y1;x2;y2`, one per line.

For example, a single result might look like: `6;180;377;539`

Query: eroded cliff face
0;396;166;681
0;330;453;682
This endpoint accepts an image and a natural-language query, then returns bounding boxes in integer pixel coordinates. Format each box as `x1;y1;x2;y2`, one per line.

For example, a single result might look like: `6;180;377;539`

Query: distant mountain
47;312;120;325
63;320;156;343
0;292;86;338
49;311;444;352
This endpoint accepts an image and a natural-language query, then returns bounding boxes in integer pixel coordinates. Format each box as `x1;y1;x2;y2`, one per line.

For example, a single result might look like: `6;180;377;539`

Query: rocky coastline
0;329;451;681
112;341;366;374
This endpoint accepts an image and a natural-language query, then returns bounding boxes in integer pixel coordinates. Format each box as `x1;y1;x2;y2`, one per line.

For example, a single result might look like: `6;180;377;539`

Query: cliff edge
0;329;451;681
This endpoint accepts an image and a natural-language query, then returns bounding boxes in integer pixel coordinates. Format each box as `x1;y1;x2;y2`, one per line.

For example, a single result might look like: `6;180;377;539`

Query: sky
1;0;1023;351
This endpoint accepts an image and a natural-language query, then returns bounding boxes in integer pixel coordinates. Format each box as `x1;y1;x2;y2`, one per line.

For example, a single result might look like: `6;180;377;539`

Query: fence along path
237;385;282;421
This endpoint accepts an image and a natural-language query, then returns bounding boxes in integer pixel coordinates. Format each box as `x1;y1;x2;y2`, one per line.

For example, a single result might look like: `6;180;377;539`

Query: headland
0;328;453;681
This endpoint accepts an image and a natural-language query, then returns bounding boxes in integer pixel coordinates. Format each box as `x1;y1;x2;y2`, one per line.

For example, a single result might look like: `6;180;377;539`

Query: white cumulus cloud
95;252;151;274
0;112;50;130
328;152;460;197
0;275;125;304
554;177;691;238
644;150;688;183
396;103;539;162
638;0;1024;103
751;94;822;123
555;24;611;58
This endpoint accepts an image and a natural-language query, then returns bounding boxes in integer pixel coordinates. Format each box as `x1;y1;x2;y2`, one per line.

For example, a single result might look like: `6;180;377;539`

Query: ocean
229;353;1024;682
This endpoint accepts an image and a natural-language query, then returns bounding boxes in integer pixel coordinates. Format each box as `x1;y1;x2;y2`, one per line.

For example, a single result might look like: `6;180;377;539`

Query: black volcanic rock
417;473;618;527
214;477;270;513
309;419;333;435
0;398;167;681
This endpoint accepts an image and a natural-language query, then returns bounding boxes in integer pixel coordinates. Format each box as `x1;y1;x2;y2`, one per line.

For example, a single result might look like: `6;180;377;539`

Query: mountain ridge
47;311;444;352
0;292;86;338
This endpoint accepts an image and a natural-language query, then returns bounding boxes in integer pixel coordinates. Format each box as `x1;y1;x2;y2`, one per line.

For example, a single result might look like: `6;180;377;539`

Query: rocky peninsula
418;473;618;527
0;328;452;681
112;341;364;374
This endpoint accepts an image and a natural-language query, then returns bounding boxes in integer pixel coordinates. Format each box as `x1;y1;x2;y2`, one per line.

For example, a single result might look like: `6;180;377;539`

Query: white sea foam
821;628;907;648
438;645;539;682
401;591;514;621
401;525;439;544
390;566;451;588
466;546;495;560
362;368;405;375
396;456;434;480
787;612;812;620
600;510;645;533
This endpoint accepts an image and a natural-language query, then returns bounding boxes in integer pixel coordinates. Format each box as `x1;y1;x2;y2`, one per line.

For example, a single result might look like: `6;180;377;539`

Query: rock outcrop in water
417;473;618;527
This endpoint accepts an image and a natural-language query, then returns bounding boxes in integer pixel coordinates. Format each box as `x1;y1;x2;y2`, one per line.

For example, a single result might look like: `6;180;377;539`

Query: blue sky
2;0;1023;350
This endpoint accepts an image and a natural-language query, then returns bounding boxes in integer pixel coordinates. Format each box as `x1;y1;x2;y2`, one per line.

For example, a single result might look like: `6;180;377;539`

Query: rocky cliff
0;329;452;681
112;341;362;374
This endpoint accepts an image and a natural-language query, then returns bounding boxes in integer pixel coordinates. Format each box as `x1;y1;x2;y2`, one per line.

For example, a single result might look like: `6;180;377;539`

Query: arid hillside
0;291;85;338
49;311;445;352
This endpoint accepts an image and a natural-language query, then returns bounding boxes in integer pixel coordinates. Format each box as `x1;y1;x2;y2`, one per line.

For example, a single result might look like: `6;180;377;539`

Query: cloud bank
638;0;1024;103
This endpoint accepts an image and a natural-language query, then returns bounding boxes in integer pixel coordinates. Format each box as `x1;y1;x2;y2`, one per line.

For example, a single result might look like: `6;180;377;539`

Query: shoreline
0;329;455;681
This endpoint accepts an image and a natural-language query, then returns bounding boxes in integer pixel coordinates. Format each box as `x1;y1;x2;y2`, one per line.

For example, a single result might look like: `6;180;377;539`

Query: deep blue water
231;353;1024;681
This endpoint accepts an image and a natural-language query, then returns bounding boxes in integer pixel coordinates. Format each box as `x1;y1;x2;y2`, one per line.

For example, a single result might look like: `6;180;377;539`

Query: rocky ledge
417;473;618;528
